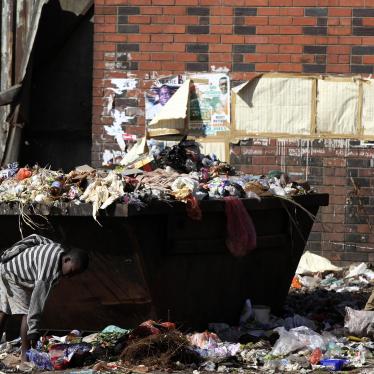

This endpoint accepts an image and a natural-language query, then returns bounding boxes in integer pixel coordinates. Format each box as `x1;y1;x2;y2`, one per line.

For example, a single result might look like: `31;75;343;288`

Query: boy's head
61;247;89;277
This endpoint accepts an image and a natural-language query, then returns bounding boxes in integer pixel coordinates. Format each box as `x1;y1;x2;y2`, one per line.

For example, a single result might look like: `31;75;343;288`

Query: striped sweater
1;234;64;338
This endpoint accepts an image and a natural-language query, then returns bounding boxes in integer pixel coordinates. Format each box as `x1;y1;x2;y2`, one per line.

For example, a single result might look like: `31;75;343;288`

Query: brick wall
93;0;374;265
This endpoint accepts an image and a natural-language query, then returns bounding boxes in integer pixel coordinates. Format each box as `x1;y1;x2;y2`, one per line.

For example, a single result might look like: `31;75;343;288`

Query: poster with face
145;75;185;120
189;73;230;136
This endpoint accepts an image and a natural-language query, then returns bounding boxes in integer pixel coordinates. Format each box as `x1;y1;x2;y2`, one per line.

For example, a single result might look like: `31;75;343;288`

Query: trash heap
0;138;312;223
1;253;374;373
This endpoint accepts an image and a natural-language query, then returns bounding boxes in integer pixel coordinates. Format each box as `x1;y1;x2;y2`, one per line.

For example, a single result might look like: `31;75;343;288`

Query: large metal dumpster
0;193;328;332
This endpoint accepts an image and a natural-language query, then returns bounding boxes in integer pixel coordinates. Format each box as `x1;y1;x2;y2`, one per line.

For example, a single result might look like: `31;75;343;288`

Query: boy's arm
26;279;54;340
1;234;53;263
13;234;53;248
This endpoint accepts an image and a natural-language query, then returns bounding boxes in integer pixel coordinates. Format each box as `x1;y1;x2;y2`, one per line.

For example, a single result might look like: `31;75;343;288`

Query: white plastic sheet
296;251;342;275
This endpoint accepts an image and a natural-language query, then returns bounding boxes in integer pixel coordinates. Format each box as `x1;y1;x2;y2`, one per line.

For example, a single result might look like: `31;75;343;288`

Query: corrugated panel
0;0;49;165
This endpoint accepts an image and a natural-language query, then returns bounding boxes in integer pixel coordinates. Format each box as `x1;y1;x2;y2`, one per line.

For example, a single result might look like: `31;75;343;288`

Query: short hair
63;247;89;272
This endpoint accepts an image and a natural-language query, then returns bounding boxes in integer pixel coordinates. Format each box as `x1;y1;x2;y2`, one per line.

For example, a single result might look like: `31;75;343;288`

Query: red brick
256;63;279;71
103;34;127;42
292;35;316;44
162;6;185;14
338;55;350;63
211;25;232;34
104;15;116;23
128;15;151;23
174;15;199;24
243;54;267;62
210;44;232;52
362;37;374;44
162;62;185;70
293;0;317;5
141;43;163;51
338;36;362;44
163;43;185;51
151;15;174;23
95;15;105;23
95;6;116;15
270;0;292;4
328;18;340;26
329;8;351;17
211;7;232;16
278;63;303;72
95;43;116;52
338;0;364;5
292;17;316;26
95;23;116;33
328;45;350;54
222;0;245;4
268;35;292;44
210;53;232;62
151;34;173;42
141;6;162;14
269;16;292;25
363;56;374;64
178;0;198;3
258;7;280;15
152;0;174;4
174;53;197;61
267;54;291;62
245;16;269;25
279;26;303;34
340;18;352;26
210;16;221;24
319;0;339;4
256;25;279;34
174;34;197;42
197;35;220;43
151;52;176;60
291;54;314;63
246;35;269;43
326;64;350;74
140;24;185;33
279;45;302;53
327;55;338;64
131;52;150;60
139;61;162;70
244;0;268;4
328;26;352;36
127;34;151;42
222;35;245;43
363;18;374;26
280;7;303;16
317;36;339;44
257;44;279;53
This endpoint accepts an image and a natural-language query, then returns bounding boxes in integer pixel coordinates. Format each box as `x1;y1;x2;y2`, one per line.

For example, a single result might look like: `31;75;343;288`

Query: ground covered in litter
2;253;374;373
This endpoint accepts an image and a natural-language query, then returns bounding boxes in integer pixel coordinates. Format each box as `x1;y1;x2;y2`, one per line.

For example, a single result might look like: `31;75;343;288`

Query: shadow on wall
20;0;93;171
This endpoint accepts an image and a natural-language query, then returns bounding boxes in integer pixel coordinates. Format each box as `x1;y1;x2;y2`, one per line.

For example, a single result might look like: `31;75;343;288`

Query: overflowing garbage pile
0;139;312;224
1;252;374;373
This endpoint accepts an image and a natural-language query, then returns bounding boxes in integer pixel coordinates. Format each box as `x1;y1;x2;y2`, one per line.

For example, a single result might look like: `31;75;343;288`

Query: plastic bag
224;196;256;257
26;348;53;370
271;326;326;356
344;307;374;338
49;342;92;370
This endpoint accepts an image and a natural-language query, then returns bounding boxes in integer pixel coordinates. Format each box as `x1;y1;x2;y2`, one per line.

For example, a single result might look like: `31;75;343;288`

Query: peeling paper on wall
147;79;191;137
317;79;358;135
110;78;139;94
233;75;312;135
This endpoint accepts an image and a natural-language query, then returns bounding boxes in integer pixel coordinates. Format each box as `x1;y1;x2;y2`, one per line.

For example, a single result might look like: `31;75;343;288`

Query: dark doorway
20;0;93;171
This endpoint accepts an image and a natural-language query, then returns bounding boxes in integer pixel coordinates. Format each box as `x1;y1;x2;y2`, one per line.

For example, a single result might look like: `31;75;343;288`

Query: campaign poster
145;75;185;120
189;73;230;136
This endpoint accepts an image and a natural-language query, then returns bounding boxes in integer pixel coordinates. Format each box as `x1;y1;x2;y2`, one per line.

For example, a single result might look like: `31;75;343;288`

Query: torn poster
145;75;185;120
189;73;230;136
